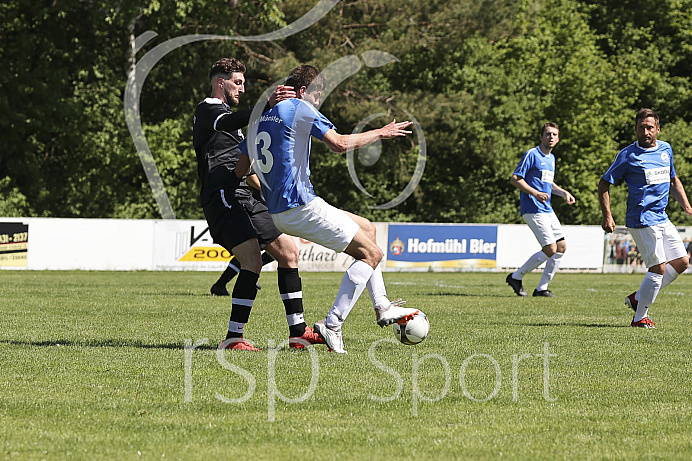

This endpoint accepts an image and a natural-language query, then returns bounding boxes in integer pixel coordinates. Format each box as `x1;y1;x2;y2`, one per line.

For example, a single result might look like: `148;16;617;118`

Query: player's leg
263;233;324;349
627;223;689;312
223;238;263;349
211;252;274;296
329;214;418;333
342;210;391;309
247;196;323;349
204;191;263;350
508;213;550;296
628;226;666;328
211;257;241;296
535;214;566;296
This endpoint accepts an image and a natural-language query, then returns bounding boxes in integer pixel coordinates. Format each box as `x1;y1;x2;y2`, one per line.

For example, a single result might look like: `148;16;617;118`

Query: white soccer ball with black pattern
392;311;429;345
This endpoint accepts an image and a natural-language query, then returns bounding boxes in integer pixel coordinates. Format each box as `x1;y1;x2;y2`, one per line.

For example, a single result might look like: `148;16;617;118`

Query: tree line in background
2;0;692;227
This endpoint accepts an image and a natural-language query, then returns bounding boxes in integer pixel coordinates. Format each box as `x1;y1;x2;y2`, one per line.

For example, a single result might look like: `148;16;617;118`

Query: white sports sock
633;265;681;303
660;264;680;290
367;265;390;309
634;272;663;322
326;260;374;328
536;252;564;291
514;250;549;280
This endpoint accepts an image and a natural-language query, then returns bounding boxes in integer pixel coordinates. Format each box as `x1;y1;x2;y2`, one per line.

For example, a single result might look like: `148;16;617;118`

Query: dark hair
540;122;559;136
209;58;246;81
286;65;325;93
635;108;659;127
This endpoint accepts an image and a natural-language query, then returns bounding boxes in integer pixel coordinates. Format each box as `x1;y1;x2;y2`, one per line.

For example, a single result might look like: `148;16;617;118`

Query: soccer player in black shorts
192;58;324;350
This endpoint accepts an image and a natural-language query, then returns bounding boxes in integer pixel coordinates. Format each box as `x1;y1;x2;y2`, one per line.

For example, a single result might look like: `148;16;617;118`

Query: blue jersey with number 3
513;147;556;215
239;99;335;214
601;141;675;228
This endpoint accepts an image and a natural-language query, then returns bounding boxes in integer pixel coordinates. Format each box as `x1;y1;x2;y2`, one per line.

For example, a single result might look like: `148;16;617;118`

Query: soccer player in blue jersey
193;58;324;350
598;108;692;328
236;65;419;353
506;122;576;297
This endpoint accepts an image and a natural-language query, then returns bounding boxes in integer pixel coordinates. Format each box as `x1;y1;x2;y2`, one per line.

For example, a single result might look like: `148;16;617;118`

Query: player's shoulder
617;141;639;157
657;140;673;151
272;98;300;116
196;97;227;113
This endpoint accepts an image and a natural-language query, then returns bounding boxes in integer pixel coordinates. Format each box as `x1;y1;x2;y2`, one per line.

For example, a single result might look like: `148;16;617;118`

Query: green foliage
2;0;692;226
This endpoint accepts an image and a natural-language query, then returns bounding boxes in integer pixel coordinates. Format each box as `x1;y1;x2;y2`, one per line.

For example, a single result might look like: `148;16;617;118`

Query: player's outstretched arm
321;120;412;154
670;175;692;216
598;178;616;232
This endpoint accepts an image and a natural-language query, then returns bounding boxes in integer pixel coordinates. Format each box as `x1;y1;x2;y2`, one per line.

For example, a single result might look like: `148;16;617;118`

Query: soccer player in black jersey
193;58;323;350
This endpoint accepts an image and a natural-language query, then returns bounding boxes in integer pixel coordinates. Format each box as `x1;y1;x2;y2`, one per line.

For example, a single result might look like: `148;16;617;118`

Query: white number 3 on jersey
255;131;274;174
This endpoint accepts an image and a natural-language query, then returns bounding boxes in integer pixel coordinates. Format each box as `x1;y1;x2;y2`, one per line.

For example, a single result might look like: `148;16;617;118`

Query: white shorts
629;221;687;268
522;212;565;248
271;197;360;253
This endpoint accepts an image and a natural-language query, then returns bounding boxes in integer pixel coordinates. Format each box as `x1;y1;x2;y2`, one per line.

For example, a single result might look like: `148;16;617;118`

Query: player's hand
534;191;550;203
380;119;413;138
268;85;296;107
601;216;616;233
565;192;576;205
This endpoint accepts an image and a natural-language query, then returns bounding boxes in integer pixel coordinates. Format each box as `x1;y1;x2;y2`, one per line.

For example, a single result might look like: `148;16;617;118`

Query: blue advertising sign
387;224;498;269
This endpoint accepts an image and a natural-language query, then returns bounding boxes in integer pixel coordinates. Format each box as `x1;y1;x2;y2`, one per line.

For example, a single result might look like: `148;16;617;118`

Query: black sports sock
226;270;260;339
261;251;275;266
278;267;306;337
215;257;242;286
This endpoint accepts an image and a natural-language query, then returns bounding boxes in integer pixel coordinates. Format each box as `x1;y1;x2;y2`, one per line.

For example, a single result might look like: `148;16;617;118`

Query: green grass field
1;271;691;460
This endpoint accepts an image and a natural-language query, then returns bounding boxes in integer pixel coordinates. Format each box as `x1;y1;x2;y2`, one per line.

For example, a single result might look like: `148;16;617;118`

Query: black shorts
203;188;281;253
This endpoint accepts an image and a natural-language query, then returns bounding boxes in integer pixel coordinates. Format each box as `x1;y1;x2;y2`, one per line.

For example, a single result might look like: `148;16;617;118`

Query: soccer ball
393;311;429;345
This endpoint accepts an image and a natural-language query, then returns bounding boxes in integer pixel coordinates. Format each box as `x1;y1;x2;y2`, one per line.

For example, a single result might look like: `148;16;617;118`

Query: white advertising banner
0;217;605;272
496;224;604;271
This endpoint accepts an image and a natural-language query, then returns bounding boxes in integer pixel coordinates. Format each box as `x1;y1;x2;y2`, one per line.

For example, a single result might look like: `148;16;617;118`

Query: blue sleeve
295;102;335;140
513;151;532;178
670;147;677;178
238;138;248;157
602;149;628;184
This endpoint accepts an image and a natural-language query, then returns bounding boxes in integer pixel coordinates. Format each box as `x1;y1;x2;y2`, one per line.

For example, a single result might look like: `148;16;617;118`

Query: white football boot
374;299;419;327
314;319;347;354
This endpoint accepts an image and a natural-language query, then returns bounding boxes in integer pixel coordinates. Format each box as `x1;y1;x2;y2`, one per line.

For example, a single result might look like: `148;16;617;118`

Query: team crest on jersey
661;152;669;162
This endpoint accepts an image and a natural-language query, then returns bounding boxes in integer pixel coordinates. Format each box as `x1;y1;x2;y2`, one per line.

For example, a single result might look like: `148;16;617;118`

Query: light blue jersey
602;141;675;228
239;99;335;214
513;146;556;215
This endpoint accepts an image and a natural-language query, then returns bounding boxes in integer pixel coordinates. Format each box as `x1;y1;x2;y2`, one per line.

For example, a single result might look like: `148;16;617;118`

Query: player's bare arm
510;174;550;202
235;154;252;179
670;175;692;216
245;173;262;191
321;120;412;154
552;184;576;205
598;178;616;232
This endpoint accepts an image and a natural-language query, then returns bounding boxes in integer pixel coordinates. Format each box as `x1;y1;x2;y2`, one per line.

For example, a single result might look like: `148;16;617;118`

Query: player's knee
276;249;299;267
368;245;383;267
360;219;376;241
673;256;690;273
236;254;262;273
542;244;557;258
